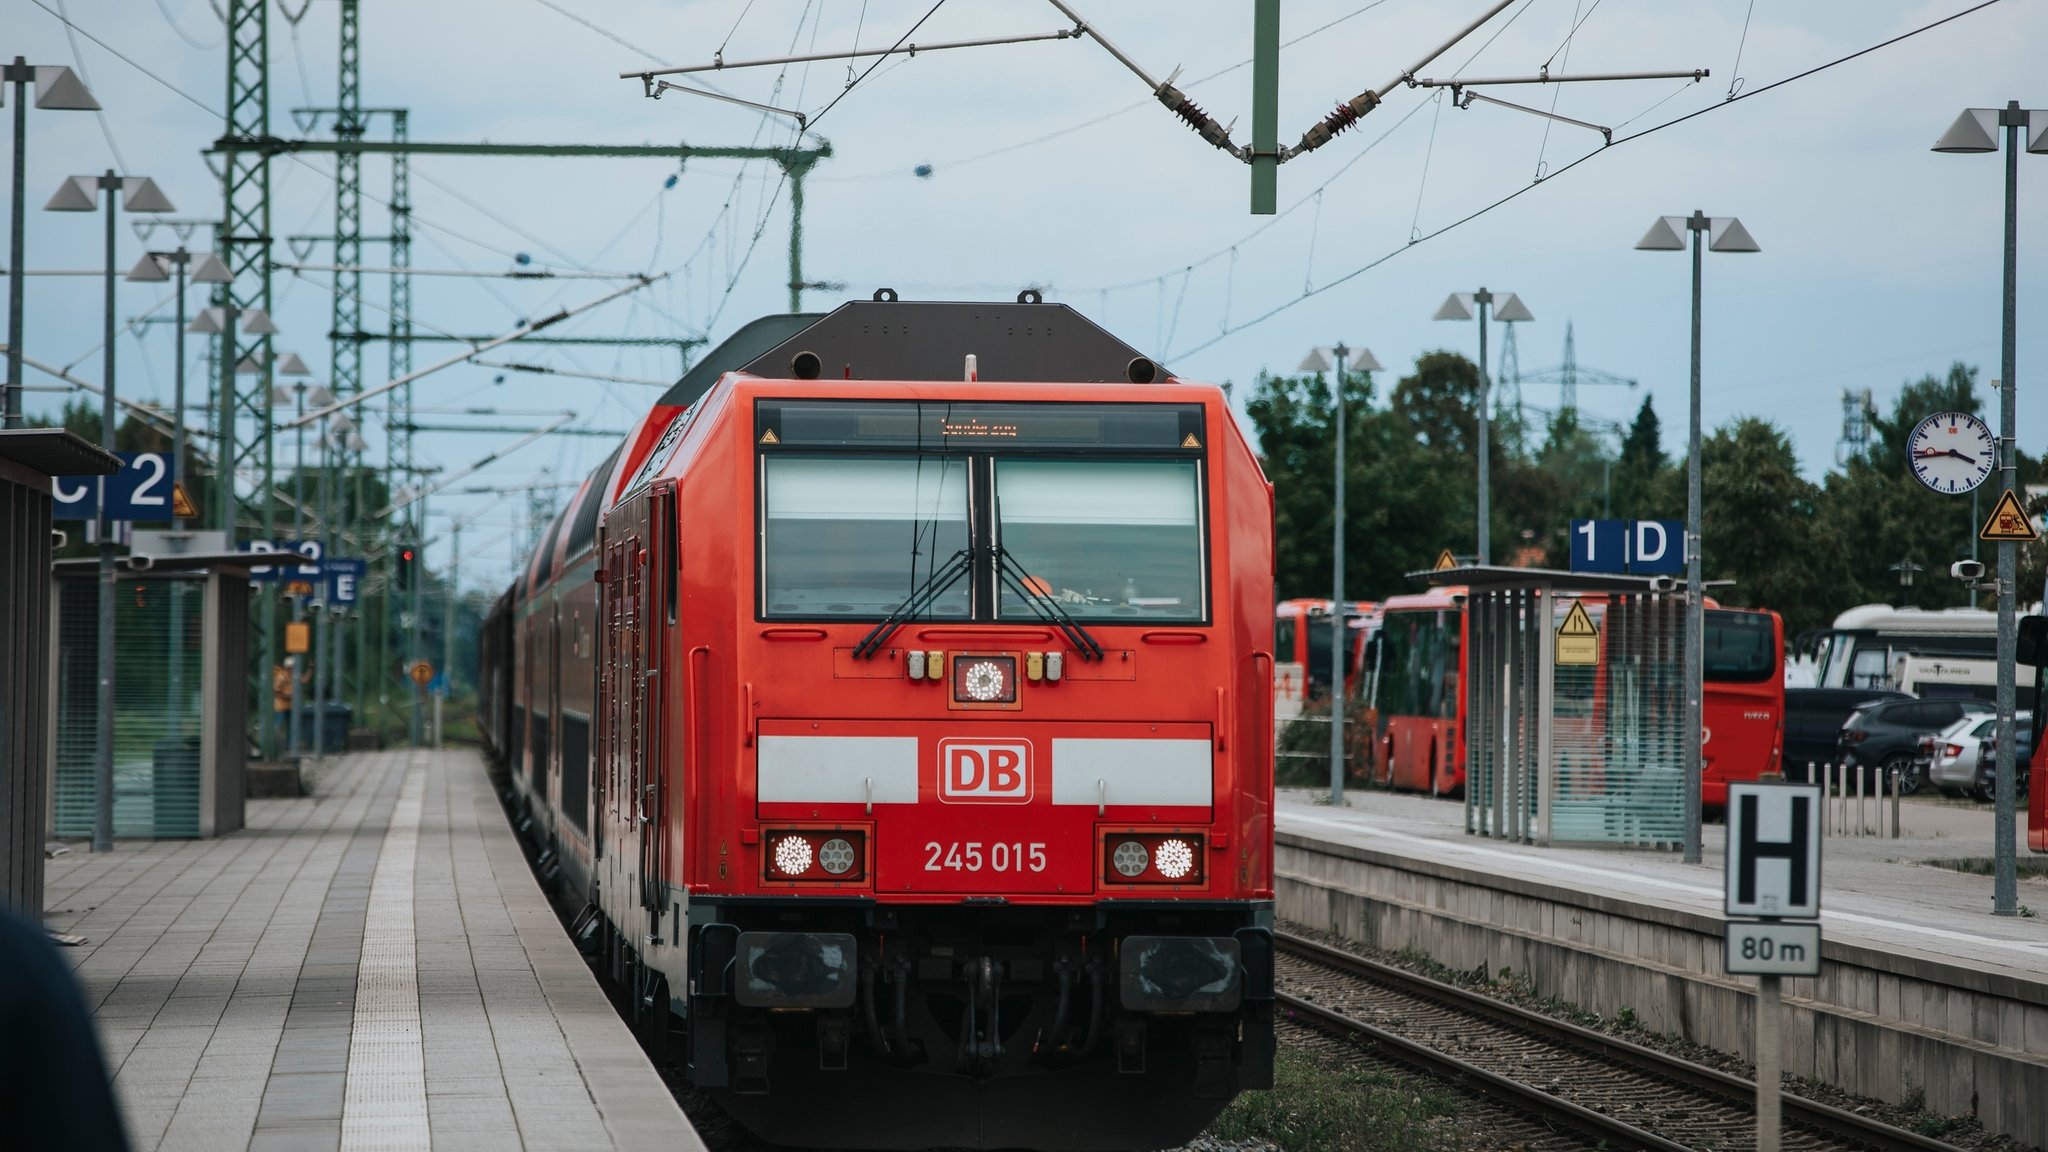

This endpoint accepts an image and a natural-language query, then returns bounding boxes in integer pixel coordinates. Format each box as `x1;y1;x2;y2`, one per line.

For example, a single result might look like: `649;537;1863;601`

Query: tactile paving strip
341;759;431;1151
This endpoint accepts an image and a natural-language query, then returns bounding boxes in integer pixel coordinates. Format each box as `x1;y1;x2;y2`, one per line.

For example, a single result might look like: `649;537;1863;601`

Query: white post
1891;767;1902;839
1757;974;1783;1152
1855;762;1866;836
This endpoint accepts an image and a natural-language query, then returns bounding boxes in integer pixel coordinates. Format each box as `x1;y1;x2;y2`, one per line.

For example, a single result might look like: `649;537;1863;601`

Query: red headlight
952;655;1017;704
763;829;868;883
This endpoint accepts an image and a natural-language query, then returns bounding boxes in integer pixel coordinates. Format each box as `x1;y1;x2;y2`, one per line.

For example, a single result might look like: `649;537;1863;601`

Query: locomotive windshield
757;398;1209;623
762;456;969;617
995;459;1203;621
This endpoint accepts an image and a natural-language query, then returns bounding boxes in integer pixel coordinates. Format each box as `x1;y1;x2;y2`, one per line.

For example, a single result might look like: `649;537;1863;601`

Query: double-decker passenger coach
481;295;1276;1151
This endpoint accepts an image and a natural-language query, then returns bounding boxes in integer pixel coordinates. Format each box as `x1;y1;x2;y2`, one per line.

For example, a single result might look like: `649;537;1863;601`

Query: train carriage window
994;459;1204;622
762;456;969;618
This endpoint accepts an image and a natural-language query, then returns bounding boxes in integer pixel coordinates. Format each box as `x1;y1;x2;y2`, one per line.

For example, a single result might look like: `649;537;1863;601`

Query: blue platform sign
51;451;177;521
244;539;324;583
1569;518;1629;574
326;558;366;604
1629;519;1685;575
1570;518;1686;576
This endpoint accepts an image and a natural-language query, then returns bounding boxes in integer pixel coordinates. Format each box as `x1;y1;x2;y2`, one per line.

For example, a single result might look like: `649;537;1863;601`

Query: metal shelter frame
1420;565;1682;848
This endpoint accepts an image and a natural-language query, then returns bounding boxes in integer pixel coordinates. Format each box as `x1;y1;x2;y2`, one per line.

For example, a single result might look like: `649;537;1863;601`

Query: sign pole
1757;973;1782;1152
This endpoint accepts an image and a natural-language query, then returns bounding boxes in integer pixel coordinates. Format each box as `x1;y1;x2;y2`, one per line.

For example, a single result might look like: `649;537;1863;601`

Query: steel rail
1276;991;1688;1151
1277;931;1968;1152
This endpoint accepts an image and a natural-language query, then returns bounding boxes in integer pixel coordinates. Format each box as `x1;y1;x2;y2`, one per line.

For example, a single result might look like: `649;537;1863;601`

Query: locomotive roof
657;312;823;409
739;297;1163;384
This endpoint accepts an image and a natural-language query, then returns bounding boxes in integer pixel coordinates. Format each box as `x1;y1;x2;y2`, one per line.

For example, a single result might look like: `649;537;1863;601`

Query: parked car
1972;723;2035;804
1837;697;1993;794
1784;687;1912;781
1925;705;2023;795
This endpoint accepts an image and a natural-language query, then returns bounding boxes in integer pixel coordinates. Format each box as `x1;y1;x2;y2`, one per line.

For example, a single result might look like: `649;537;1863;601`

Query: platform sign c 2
51;451;178;522
244;539;323;582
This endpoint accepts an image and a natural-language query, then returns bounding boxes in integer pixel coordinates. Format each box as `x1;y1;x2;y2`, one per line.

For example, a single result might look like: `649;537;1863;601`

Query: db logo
938;740;1032;804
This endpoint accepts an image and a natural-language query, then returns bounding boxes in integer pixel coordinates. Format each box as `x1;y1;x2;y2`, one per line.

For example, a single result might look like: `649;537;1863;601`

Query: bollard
1891;766;1902;839
1855;762;1866;836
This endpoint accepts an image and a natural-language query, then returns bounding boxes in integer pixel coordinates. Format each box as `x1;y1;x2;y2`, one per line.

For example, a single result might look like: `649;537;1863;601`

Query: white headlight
774;836;814;876
1112;840;1149;878
1154;838;1194;880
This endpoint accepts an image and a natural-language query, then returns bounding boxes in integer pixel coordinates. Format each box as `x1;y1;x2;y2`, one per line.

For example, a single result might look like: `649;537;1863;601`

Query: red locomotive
478;296;1276;1150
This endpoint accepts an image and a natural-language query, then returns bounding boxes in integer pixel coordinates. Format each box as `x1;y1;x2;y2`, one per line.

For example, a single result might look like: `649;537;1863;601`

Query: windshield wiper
994;546;1104;662
854;549;973;660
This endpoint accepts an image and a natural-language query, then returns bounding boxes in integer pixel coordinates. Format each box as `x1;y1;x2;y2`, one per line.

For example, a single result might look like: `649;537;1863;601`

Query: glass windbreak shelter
51;559;251;840
1431;566;1686;847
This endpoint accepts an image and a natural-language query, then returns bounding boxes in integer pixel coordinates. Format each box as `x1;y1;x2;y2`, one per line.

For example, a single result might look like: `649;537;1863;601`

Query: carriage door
598;514;638;926
637;486;674;913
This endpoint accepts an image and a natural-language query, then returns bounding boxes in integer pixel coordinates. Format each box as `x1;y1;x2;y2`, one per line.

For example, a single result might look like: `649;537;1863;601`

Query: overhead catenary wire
283;275;665;430
373;413;579;520
1168;0;2008;362
623;28;1081;81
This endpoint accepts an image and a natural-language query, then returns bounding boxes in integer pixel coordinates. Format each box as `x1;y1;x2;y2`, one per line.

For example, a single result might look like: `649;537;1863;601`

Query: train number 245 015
923;841;1047;873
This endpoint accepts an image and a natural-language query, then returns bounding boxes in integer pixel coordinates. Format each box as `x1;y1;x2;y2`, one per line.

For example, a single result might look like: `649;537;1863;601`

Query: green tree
1611;396;1668;522
1701;417;1847;636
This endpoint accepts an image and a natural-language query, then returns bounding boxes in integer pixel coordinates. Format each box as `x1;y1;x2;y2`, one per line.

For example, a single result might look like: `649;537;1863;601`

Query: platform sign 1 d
1568;518;1684;575
1725;781;1822;919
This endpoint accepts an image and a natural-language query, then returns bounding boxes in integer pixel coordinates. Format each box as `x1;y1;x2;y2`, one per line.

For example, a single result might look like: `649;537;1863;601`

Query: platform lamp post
1888;560;1923;609
1636;211;1760;866
4;59;98;429
1934;101;2046;918
1299;343;1383;807
1434;290;1534;565
46;171;174;853
126;248;231;727
271;362;319;760
187;302;277;538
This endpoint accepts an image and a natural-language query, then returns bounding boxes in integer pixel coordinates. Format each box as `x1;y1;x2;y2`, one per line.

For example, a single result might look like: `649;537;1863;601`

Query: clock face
1907;411;1995;494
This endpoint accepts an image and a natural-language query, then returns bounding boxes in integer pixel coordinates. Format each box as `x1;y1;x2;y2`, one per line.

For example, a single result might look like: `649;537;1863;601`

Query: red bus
1360;588;1784;807
1274;598;1371;703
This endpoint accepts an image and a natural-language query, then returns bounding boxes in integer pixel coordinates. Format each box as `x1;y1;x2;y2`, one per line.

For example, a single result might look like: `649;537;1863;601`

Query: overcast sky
6;0;2045;588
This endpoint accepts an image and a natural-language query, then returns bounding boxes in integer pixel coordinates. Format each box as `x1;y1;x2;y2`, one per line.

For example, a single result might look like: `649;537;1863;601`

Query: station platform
44;748;697;1152
1276;788;2048;980
1274;788;2048;1145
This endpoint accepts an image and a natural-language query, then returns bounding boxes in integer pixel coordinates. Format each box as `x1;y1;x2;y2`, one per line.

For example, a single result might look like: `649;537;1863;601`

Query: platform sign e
1724;782;1822;919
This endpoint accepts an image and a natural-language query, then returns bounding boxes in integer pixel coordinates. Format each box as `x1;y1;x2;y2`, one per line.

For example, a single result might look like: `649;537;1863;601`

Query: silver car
1926;712;2032;796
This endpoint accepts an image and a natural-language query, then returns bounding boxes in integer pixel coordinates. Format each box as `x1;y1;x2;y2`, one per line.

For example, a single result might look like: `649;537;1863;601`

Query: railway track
1275;930;1968;1152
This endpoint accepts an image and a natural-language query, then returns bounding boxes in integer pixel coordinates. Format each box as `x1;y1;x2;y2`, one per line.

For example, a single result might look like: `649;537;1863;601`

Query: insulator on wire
1155;84;1243;156
1292;91;1382;158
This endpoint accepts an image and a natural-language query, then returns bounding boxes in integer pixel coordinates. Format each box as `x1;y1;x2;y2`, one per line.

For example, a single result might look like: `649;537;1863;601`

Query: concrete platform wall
1276;833;2048;1147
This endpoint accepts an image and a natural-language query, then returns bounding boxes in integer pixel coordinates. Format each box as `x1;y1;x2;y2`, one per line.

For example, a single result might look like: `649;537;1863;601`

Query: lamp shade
328;411;355;435
271;385;295;406
1492;293;1535;323
190;253;232;284
187;307;225;334
33;65;100;111
1432;293;1475;321
1297;348;1332;373
1635;216;1687;251
120;177;175;213
2030;110;2048;155
346;432;369;454
44;176;98;212
275;352;312;376
239;307;278;335
1932;108;1999;154
1348;347;1385;372
126;254;170;283
1708;217;1760;254
237;355;267;375
309;385;337;408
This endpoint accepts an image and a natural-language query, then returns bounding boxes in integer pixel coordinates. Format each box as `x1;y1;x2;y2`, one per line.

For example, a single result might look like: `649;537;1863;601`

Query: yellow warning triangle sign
758;428;780;445
1559;600;1598;636
171;481;197;519
1979;487;2038;542
1180;433;1201;448
1433;549;1457;571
